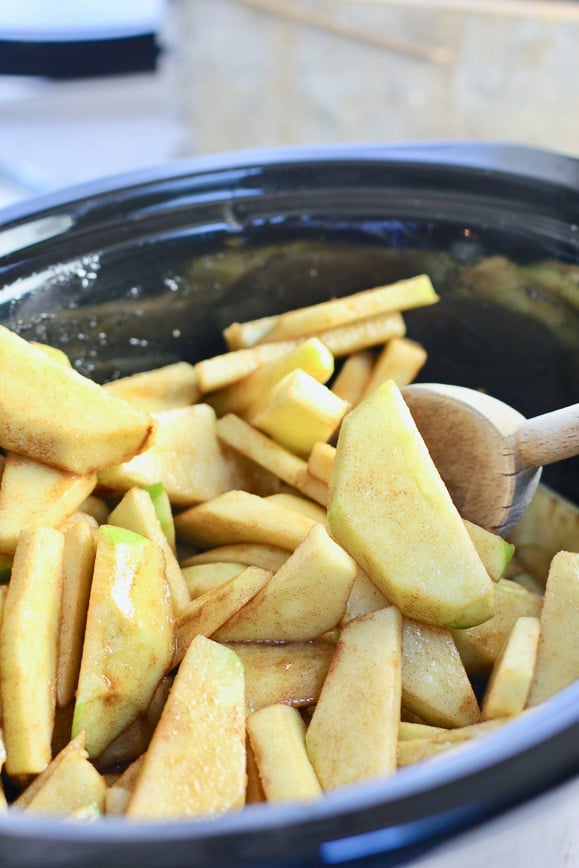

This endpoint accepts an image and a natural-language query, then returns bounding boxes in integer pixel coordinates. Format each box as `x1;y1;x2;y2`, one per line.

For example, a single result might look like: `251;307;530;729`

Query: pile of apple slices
0;274;577;820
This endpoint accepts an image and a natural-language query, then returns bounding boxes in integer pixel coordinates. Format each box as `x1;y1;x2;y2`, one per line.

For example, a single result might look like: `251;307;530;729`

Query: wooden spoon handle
515;404;579;468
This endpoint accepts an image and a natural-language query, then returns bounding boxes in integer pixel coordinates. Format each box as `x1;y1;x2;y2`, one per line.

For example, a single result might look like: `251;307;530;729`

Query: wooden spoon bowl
402;383;579;535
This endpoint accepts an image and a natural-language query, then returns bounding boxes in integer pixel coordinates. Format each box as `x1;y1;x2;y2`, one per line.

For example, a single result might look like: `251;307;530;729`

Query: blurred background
0;0;578;207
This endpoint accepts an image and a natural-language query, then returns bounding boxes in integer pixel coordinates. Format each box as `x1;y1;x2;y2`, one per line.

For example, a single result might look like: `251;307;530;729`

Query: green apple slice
328;380;495;629
72;525;174;758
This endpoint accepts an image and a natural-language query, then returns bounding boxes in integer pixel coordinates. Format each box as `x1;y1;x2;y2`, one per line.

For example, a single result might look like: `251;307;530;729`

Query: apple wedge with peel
0;325;155;475
107;486;190;613
72;525;174;759
328;380;495;629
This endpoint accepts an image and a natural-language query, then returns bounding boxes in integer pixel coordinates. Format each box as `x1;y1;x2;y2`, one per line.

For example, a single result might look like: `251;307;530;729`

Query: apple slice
223;275;438;348
103;362;200;412
216;414;328;505
452;579;543;674
214;524;356;642
174;566;272;665
527;550;579;706
402;619;480;728
227;641;333;714
0;527;65;775
328;380;495;628
99;404;253;508
248;370;349;457
331;350;375;406
181;542;289;573
209;337;334;418
508;484;579;583
72;525;174;758
360;336;427;397
175;490;318;551
247;704;322;802
398;718;509;767
306;607;402;789
0;453;96;554
0;324;155;474
481;616;540;719
16;735;106;815
182;562;245;599
126;635;246;819
107;486;190;613
56;513;97;709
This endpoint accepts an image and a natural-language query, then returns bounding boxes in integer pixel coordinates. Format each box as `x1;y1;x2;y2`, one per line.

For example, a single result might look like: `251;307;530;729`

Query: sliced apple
402;618;480;728
0;453;96;554
397;718;509;767
481;616;540;719
317;312;407;357
247;704;322;802
181;542;289;573
0;527;64;775
509;485;579;583
144;482;176;551
174;566;272;665
99;404;254;508
265;493;327;523
16;734;106;815
195;339;298;393
175;490;318;551
216;414;328;505
328;380;495;628
248;370;349;457
463;519;515;582
72;525;174;759
107;486;190;613
103;361;200;412
452;578;543;674
126;635;246;819
0;324;155;474
361;336;427;397
214;524;356;642
56;513;97;709
331;350;375;406
209;337;334;417
227;641;333;714
223;274;438;348
306;607;402;789
527;551;579;706
182;562;245;598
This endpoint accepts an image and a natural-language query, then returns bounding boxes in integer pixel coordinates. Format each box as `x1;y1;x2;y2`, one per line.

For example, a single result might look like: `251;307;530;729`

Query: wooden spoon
402;383;579;535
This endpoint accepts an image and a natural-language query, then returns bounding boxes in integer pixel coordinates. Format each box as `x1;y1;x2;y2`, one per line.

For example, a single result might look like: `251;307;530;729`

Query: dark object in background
0;32;159;78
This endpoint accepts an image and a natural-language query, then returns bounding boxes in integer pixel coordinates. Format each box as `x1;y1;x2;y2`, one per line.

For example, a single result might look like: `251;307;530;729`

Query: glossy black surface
0;143;578;867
